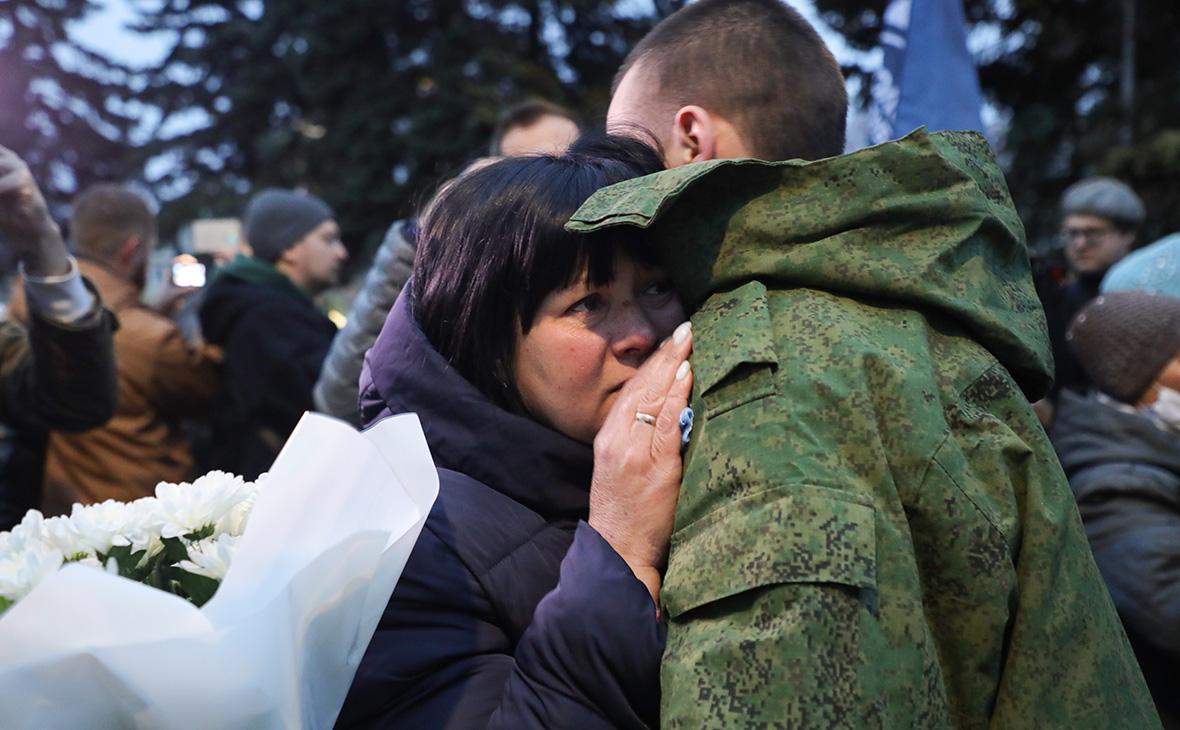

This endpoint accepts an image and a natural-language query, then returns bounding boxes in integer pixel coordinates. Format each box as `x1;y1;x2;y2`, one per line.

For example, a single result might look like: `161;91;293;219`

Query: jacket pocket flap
693;281;778;398
662;485;877;619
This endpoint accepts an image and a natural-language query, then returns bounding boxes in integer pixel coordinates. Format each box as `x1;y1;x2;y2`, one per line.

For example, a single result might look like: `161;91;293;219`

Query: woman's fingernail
673;321;691;345
676;360;690;381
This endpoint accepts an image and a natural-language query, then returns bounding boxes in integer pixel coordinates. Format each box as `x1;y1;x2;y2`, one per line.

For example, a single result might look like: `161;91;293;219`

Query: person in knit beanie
240;188;346;296
1033;178;1147;426
195;188;346;479
243;189;333;262
1052;289;1180;728
1066;291;1180;406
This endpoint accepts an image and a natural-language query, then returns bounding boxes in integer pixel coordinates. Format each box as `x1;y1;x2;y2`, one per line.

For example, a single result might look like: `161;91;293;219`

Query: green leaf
160;536;189;565
0;596;13;616
98;545;153;581
173;570;221;607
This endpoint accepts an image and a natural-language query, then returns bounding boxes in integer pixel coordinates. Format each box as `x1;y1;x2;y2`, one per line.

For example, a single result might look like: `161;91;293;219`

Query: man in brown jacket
10;184;219;515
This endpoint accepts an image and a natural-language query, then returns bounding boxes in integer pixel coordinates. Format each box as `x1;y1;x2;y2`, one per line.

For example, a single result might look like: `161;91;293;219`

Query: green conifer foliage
0;0;135;219
816;0;1180;249
132;0;685;256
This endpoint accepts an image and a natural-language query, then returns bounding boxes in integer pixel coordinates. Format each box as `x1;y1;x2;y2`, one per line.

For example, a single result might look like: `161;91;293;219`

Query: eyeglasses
1060;225;1119;245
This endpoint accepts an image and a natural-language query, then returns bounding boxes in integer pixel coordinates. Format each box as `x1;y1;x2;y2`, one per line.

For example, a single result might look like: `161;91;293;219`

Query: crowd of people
0;0;1175;727
1035;178;1180;726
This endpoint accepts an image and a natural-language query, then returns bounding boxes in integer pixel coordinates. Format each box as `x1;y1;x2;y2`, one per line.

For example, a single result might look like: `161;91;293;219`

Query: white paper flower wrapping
0;413;437;730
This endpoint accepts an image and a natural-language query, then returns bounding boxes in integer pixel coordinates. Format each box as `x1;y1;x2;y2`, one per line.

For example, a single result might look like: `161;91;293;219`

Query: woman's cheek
648;299;686;338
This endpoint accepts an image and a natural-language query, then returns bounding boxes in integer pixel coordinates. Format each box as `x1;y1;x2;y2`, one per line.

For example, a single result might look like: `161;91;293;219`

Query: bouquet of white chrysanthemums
0;413;438;730
0;471;261;616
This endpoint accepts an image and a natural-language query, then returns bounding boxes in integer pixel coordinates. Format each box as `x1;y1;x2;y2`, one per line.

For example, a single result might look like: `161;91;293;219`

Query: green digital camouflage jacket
568;129;1158;729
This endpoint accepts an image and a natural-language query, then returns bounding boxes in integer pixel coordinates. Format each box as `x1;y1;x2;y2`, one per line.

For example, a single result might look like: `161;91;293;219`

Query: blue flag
867;0;985;144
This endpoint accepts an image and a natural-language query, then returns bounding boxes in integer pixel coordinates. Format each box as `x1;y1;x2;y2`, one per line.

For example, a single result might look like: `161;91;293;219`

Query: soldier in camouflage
571;1;1159;727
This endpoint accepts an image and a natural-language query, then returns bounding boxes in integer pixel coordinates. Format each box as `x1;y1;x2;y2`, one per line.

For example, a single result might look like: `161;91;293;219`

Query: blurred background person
199;188;345;478
1035;177;1145;425
7;182;217;517
489;99;580;157
0;146;117;529
315;100;580;424
1052;291;1180;728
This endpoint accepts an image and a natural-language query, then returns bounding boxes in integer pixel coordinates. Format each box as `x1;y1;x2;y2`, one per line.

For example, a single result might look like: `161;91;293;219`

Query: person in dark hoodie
337;135;691;728
1053;291;1180;728
198;189;346;479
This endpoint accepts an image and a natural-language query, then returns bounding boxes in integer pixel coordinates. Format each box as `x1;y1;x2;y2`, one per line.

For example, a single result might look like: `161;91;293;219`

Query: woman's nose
610;302;658;362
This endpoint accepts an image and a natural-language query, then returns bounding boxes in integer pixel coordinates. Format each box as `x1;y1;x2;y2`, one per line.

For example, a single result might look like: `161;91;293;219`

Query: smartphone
171;261;207;288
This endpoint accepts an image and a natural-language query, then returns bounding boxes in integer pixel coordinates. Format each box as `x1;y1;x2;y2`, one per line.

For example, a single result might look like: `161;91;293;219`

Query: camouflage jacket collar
568;128;1053;398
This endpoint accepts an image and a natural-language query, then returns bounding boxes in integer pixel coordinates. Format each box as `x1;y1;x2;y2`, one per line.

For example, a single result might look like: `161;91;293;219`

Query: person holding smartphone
6;178;220;516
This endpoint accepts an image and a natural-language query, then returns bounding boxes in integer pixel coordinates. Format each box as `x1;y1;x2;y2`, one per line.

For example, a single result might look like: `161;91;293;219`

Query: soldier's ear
668;106;718;166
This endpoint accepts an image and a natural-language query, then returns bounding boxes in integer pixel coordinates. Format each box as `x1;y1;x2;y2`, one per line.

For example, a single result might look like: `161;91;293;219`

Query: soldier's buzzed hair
616;0;847;162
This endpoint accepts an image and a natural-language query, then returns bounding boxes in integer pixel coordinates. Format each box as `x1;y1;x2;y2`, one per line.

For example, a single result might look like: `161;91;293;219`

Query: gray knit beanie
1067;291;1180;403
1060;177;1145;228
243;188;334;263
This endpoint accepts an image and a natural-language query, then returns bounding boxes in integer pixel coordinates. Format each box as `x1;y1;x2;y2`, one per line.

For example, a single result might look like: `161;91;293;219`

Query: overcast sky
69;0;172;68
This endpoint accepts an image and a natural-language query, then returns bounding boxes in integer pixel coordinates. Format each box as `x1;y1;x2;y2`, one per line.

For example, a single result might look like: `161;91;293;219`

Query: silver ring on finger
635;411;657;425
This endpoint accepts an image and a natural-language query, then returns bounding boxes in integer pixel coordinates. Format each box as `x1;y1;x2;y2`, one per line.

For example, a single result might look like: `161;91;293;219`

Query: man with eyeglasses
1036;177;1145;425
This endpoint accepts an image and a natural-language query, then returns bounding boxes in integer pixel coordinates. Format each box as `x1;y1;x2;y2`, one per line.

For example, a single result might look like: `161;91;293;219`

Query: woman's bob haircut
412;133;665;413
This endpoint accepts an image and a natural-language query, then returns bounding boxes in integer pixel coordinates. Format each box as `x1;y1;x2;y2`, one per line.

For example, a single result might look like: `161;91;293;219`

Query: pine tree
0;0;135;219
815;0;1180;248
132;0;684;255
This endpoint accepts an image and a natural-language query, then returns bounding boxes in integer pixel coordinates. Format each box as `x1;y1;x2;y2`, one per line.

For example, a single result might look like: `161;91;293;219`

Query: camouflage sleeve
660;486;883;729
658;281;893;728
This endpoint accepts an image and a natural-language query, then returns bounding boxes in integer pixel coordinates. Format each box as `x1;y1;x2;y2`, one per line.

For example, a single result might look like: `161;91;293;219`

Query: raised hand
0;146;70;277
589;320;693;609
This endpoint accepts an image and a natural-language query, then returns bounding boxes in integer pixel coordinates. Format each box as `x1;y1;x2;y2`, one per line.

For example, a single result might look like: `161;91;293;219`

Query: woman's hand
589;320;693;611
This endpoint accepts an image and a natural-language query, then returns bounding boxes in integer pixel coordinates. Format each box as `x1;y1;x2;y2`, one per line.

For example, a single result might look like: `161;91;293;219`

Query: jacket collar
362;287;593;521
1055;390;1180;475
76;258;141;312
211;254;311;305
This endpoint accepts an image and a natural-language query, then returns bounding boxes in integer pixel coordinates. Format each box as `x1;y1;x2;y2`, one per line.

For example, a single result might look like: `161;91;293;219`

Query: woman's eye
568;294;603;314
642;279;674;298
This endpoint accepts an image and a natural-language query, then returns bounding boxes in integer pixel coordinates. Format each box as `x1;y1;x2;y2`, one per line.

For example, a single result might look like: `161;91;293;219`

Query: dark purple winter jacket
336;288;664;729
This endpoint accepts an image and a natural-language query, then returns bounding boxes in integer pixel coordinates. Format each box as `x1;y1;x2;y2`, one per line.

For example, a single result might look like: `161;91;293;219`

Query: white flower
215;490;257;537
65;500;135;556
174;533;239;581
0;510;57;558
155;471;254;541
0;540;64;602
116;498;167;560
39;515;91;560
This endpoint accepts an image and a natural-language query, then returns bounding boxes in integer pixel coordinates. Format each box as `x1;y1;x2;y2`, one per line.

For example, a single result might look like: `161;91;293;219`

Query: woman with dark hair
337;135;690;729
